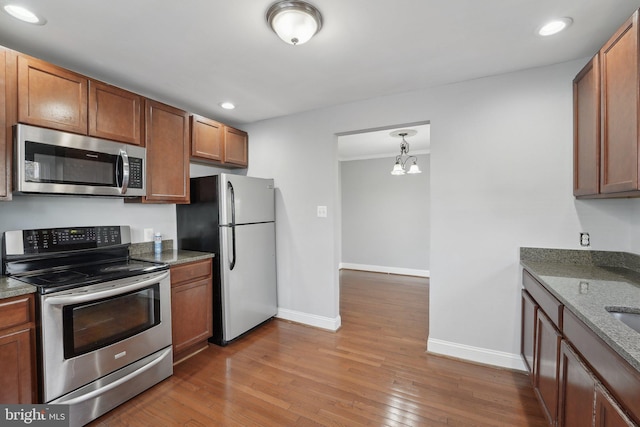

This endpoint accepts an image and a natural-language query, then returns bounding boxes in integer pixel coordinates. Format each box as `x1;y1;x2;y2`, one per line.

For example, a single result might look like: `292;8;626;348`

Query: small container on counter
154;233;162;255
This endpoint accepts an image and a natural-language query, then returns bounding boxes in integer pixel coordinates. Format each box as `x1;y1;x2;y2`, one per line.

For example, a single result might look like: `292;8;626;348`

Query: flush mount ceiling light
3;4;46;25
538;17;573;36
266;0;322;46
390;130;421;175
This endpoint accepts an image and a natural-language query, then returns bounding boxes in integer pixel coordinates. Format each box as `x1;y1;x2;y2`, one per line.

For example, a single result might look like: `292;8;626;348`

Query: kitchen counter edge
133;249;215;266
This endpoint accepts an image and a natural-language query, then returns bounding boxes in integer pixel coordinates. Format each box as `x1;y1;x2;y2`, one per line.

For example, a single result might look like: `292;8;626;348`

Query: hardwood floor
90;270;546;426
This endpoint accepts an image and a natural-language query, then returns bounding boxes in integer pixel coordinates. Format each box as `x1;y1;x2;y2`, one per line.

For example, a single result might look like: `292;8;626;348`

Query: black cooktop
3;225;170;294
13;258;169;294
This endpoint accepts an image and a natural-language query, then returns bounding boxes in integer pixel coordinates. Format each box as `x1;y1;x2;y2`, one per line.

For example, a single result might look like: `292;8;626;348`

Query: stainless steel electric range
2;225;173;427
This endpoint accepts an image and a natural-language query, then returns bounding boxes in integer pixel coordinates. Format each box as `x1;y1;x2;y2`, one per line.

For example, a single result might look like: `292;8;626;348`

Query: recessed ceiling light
219;102;235;110
538;17;573;36
3;4;46;25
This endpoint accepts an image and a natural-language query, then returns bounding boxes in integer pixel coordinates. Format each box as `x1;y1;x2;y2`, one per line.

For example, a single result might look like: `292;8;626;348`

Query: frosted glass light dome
267;1;323;45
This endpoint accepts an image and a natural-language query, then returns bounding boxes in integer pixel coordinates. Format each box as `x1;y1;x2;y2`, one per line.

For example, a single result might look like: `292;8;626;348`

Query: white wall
0;162;236;258
340;155;430;276
245;58;636;368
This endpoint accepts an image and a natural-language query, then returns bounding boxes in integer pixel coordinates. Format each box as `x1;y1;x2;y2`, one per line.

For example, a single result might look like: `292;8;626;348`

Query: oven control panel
3;226;132;255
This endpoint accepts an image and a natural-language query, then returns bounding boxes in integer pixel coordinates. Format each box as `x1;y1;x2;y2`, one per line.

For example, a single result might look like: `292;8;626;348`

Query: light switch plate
317;206;327;218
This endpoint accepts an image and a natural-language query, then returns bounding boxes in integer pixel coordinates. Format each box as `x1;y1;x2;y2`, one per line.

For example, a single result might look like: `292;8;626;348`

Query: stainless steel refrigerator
176;174;277;345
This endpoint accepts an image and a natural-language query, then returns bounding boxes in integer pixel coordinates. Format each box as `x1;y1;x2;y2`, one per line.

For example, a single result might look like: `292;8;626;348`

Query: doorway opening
337;121;431;343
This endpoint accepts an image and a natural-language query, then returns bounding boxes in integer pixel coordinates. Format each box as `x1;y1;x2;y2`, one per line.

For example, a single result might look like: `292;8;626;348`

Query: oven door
40;270;171;403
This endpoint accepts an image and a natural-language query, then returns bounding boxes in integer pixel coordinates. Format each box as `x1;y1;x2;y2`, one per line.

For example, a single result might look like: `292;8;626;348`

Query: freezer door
220;222;277;342
219;174;275;225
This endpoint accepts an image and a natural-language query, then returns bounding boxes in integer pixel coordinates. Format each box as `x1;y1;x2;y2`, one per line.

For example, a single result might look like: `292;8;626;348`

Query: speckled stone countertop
0;275;37;299
130;241;214;266
520;247;640;372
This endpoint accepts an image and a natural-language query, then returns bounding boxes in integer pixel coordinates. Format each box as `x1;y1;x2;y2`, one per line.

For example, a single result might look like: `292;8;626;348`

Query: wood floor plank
89;269;546;426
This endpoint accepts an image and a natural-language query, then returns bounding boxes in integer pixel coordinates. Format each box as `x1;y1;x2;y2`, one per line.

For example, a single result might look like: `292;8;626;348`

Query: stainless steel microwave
14;124;146;197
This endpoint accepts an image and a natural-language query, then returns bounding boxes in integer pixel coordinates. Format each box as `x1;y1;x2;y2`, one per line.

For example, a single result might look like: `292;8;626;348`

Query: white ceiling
338;124;430;161
0;0;638;130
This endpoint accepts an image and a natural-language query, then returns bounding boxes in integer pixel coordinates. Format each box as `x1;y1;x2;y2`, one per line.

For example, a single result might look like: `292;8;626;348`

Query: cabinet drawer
0;295;34;331
563;307;640;425
170;260;212;286
523;270;563;329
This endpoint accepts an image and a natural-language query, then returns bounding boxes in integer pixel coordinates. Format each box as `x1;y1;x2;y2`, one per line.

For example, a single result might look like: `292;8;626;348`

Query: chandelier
390;130;421;175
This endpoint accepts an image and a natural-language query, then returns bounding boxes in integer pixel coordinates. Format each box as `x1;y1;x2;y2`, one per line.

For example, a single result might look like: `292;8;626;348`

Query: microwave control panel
129;157;143;189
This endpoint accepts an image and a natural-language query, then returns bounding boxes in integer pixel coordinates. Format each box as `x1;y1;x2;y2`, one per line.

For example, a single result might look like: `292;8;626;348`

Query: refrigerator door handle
228;181;237;270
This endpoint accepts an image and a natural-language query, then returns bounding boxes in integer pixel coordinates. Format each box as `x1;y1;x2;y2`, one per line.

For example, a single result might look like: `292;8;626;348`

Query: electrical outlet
580;232;590;247
317;206;327;218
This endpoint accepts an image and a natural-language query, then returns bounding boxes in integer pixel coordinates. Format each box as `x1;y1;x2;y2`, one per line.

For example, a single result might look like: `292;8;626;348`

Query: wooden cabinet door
521;290;537;377
171;277;213;355
558;340;596;427
600;11;639;194
17;55;88;134
0;328;34;403
595;385;635;427
144;99;189;203
573;54;600;197
535;310;562;426
0;47;8;200
224;126;248;167
191;114;223;162
89;80;142;145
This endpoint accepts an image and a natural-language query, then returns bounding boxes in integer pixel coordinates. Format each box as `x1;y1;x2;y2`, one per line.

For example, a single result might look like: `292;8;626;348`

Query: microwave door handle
118;149;130;194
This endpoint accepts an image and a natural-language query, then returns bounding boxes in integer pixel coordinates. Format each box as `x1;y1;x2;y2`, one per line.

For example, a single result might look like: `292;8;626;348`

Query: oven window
62;284;161;359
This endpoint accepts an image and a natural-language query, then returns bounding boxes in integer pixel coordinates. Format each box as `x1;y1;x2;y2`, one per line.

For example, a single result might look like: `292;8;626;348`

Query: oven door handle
44;271;169;305
52;346;172;406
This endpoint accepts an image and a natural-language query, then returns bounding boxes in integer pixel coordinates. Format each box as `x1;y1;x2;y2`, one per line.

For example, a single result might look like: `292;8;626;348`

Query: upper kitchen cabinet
600;10;638;194
573;54;600;197
190;114;249;168
224;126;248;168
14;53;143;146
88;80;143;145
1;47;9;201
143;99;190;204
17;55;88;134
191;114;224;163
574;10;640;198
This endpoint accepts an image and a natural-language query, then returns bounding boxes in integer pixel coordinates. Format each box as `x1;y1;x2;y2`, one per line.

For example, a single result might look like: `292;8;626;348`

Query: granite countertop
521;247;640;372
129;240;214;266
0;275;37;299
133;249;215;266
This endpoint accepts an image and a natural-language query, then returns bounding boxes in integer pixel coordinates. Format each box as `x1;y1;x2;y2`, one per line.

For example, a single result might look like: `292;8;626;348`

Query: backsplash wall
0;195;177;250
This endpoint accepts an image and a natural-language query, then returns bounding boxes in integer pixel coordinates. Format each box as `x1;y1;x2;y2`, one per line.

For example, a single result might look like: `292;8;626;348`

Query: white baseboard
339;263;430;278
276;308;342;331
427;337;526;371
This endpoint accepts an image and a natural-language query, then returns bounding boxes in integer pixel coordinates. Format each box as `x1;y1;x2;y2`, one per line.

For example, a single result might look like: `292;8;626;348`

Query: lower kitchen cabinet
522;269;639;426
0;294;36;403
558;340;598;427
521;290;537;377
595;385;636;427
558;340;635;427
534;309;561;425
170;259;213;363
